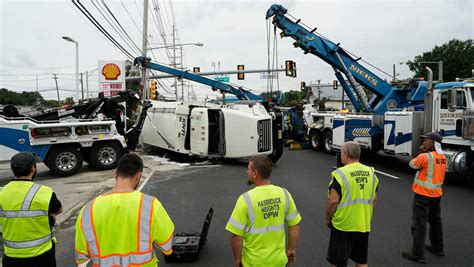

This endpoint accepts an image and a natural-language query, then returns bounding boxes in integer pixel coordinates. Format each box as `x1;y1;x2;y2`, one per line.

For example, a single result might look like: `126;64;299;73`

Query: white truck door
394;113;412;155
190;108;209;156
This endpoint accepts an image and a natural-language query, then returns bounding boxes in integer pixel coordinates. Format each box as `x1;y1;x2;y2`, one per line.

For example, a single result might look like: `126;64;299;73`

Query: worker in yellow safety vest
0;152;63;267
75;153;174;266
226;155;302;267
326;141;379;267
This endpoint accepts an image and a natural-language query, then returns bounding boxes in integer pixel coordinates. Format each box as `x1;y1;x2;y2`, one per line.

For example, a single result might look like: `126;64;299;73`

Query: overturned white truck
142;100;279;161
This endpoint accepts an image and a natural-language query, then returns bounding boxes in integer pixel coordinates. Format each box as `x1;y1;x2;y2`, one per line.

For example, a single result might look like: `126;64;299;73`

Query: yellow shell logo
102;63;121;80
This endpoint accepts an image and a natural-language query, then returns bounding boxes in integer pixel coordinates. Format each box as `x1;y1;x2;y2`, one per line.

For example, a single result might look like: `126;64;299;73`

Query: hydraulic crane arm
266;4;399;114
134;57;265;101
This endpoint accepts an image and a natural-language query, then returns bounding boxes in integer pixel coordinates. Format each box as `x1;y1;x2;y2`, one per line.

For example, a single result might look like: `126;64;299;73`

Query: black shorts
2;244;56;267
327;227;369;266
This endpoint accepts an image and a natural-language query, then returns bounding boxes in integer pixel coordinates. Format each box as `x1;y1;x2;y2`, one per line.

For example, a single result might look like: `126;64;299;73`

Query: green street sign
214;76;230;82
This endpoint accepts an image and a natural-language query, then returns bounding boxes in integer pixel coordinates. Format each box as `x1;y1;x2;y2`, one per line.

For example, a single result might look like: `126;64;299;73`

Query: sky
0;0;472;101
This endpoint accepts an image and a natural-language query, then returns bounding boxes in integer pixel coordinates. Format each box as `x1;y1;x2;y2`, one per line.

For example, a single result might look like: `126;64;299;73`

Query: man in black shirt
0;152;62;267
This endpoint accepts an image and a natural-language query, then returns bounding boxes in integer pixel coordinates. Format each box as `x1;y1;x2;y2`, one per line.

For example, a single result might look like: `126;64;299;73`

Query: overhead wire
91;0;140;55
71;0;134;60
99;0;142;54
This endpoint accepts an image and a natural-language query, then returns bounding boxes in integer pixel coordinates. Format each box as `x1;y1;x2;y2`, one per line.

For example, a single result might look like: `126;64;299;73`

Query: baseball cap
420;132;442;143
10;152;38;170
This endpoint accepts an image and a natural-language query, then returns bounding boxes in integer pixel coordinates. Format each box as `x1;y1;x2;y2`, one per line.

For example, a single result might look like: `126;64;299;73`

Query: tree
407;39;474;81
62;97;75;105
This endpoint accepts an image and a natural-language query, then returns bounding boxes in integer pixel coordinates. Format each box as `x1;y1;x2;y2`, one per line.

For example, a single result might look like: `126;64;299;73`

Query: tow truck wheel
309;130;323;151
90;142;123;171
47;146;83;177
323;131;333;154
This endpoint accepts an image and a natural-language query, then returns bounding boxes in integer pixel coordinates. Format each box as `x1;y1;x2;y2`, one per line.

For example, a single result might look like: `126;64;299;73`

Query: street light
62;36;79;102
148;42;204;100
400;60;444;82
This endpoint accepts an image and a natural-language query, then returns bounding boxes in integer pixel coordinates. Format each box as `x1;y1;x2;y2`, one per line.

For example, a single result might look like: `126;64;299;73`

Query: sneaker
425;245;445;256
402;251;427;264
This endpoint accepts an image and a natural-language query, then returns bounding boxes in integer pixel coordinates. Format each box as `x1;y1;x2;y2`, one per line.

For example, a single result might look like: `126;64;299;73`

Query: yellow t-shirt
225;185;301;267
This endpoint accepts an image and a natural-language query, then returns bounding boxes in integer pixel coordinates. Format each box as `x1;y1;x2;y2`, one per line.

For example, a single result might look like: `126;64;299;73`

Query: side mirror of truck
448;88;457;112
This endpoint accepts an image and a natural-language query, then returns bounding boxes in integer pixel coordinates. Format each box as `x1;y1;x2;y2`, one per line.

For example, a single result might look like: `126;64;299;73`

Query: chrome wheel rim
97;147;116;166
56;152;77;171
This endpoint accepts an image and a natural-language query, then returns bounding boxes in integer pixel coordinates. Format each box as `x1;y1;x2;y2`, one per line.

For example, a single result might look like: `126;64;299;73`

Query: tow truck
134;57;284;163
266;4;474;181
0;91;151;176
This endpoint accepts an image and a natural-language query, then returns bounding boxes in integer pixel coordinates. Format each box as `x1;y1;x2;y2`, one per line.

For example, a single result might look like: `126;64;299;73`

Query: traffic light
193;67;200;73
285;60;297;77
333;80;338;90
301;81;306;91
150;79;157;100
237;65;245;80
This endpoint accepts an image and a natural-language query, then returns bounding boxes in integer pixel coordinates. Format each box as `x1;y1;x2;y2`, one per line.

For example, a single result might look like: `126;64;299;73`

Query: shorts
326;227;369;266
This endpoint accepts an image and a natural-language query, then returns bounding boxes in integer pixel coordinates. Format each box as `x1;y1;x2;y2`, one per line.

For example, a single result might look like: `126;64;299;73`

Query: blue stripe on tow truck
333;120;344;129
345;119;372;127
0;127;50;160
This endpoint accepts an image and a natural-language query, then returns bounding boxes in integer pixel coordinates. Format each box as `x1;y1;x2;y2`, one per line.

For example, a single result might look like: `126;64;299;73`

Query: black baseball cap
10;152;38;170
420;132;442;143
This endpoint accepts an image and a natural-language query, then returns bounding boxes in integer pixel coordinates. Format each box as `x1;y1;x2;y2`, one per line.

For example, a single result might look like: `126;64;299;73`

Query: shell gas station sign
98;60;125;97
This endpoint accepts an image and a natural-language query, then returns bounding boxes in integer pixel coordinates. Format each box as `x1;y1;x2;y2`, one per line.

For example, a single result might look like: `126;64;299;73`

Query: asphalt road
50;148;474;266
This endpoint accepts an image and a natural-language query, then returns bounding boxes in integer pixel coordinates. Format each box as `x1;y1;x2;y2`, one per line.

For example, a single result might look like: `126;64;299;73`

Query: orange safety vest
411;152;447;197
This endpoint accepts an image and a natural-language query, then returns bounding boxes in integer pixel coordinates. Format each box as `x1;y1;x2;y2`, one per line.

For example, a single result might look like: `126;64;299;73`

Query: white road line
374;170;400;180
331;166;400;180
138;170;155;192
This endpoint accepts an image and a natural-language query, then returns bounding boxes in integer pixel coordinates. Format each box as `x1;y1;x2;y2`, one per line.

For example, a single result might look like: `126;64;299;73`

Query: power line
98;0;142;54
71;0;134;60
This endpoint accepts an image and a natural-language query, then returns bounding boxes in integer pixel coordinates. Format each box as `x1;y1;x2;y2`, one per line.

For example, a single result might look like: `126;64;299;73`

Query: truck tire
309;130;323;151
89;142;123;171
47;146;83;177
269;145;284;164
323;131;333;154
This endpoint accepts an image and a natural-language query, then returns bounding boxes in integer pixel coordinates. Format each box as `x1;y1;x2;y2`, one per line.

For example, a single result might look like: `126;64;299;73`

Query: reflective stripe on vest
335;168;376;209
1;183;52;249
414;153;443;189
81;194;155;266
3;234;52;249
22;184;41;210
232;187;298;235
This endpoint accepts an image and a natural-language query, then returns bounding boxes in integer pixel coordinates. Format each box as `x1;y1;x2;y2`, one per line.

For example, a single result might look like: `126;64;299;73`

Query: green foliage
0;88;74;107
0;88;43;106
62;97;75;105
407;39;474;81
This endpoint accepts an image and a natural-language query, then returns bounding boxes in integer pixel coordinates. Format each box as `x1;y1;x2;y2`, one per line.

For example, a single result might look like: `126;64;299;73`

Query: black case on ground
164;207;213;263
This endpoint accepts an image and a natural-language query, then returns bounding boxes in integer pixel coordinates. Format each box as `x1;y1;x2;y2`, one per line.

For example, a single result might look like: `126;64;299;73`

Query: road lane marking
331;166;400;180
374;170;400;180
138;170;155;192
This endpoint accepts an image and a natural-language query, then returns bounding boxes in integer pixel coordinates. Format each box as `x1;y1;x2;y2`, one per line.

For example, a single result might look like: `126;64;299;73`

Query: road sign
260;72;279;79
214;76;230;82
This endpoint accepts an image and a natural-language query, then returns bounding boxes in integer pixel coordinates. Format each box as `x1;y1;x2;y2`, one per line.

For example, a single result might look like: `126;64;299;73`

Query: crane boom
134;57;265;101
266;4;419;114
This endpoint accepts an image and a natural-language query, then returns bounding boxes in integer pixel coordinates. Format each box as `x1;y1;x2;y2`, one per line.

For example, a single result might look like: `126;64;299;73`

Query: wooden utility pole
52;74;60;107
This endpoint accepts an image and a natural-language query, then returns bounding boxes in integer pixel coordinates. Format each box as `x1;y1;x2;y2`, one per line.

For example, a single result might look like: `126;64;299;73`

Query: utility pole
141;0;149;100
342;86;345;110
392;63;396;83
317;80;321;100
35;74;38;93
80;73;84;101
86;70;89;100
52;74;60;107
180;45;184;101
172;24;178;100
